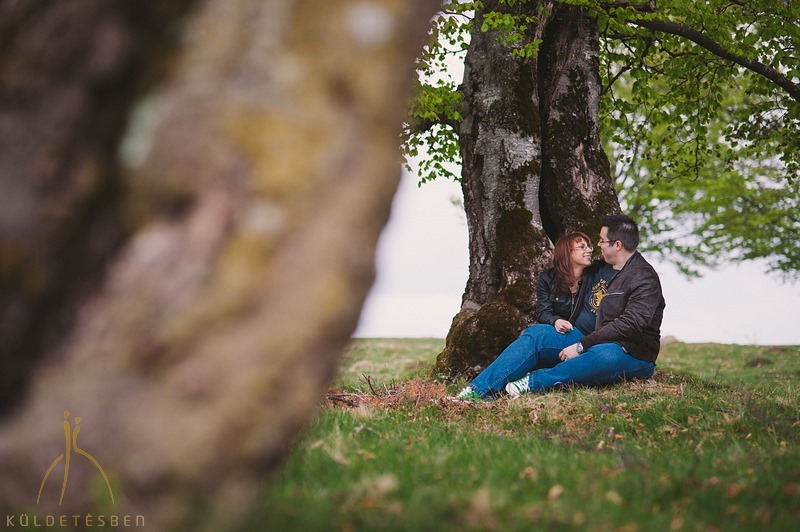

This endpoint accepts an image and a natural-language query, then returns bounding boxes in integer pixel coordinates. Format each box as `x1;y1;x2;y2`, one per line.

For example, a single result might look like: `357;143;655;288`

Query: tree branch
631;18;800;103
406;114;460;135
600;0;656;11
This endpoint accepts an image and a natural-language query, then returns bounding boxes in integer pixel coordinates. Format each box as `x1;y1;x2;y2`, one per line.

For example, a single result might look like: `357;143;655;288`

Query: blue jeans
469;324;655;397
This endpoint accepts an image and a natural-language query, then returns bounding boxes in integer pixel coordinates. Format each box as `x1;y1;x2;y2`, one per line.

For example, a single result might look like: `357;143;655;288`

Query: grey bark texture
0;0;439;529
435;1;621;377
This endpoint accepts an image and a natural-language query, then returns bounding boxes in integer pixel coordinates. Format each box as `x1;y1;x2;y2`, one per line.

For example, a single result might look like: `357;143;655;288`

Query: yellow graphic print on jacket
589;278;609;314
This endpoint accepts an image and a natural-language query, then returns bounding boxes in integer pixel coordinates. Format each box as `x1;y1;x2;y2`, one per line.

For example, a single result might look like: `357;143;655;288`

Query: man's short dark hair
602;214;639;251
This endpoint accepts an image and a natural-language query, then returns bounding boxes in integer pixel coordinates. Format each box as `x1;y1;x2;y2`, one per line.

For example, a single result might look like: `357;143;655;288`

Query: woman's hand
553;319;573;334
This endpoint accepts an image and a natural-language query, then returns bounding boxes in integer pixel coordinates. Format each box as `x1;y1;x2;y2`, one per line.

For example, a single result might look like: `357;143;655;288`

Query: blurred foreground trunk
0;0;438;528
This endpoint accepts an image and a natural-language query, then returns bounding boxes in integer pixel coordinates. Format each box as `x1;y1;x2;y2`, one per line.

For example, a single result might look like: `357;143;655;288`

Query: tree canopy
406;0;800;279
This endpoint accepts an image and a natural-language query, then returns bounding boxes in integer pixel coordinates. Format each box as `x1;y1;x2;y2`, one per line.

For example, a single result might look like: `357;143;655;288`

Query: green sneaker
454;386;486;401
505;377;529;397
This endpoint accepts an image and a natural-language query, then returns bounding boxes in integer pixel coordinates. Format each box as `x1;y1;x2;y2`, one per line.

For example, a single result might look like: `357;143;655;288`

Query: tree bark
0;0;439;529
435;1;620;378
0;0;201;414
433;0;553;376
539;3;621;237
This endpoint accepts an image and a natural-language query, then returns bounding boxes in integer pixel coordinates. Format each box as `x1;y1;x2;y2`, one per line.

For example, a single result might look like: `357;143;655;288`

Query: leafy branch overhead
405;0;800;278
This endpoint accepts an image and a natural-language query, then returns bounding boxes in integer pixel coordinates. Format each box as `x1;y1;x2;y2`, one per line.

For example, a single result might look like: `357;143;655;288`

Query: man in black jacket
457;215;665;399
556;214;665;363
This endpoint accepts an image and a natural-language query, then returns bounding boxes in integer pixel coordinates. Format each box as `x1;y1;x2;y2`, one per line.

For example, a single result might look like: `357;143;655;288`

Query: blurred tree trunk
0;0;438;529
0;0;200;413
435;1;620;377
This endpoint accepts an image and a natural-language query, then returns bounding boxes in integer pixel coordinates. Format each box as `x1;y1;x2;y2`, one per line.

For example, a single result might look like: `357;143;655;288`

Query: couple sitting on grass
457;214;666;401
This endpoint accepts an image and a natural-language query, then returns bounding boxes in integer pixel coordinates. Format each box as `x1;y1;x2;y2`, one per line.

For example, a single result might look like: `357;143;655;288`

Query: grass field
241;340;800;531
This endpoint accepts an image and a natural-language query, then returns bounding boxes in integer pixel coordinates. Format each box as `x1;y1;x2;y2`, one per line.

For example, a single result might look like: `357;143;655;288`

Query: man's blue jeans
469;324;655;397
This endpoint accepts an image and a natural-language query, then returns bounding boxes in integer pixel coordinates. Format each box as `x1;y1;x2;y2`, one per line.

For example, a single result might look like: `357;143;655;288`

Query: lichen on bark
437;1;621;378
0;0;441;529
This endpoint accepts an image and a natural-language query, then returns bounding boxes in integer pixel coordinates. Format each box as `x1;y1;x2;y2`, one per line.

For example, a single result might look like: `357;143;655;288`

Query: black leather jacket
536;266;592;325
580;252;666;362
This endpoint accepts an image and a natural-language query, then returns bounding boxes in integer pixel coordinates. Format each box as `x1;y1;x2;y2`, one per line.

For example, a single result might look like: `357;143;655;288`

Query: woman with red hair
536;231;595;335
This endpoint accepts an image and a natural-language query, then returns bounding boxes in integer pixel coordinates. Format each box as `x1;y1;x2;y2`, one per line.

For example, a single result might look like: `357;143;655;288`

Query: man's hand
559;343;581;361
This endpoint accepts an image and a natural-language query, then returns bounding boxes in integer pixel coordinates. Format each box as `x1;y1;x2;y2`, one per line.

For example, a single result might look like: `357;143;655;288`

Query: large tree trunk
538;3;621;236
0;0;439;529
435;1;620;377
0;0;201;414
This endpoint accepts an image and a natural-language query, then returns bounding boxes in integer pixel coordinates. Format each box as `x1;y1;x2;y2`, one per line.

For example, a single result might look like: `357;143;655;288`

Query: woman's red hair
552;232;591;292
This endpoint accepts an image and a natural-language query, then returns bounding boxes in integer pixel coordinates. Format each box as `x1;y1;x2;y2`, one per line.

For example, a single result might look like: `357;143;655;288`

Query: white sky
354;168;800;345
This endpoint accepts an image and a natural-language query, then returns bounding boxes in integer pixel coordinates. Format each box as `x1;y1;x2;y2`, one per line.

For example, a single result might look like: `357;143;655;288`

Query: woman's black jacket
536;263;599;325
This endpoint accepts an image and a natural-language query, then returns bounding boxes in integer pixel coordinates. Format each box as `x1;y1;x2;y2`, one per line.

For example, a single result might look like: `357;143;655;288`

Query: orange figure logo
37;411;115;505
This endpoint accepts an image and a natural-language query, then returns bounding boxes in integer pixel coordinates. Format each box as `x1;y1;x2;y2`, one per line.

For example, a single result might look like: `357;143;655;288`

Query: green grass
332;338;444;388
240;340;800;531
